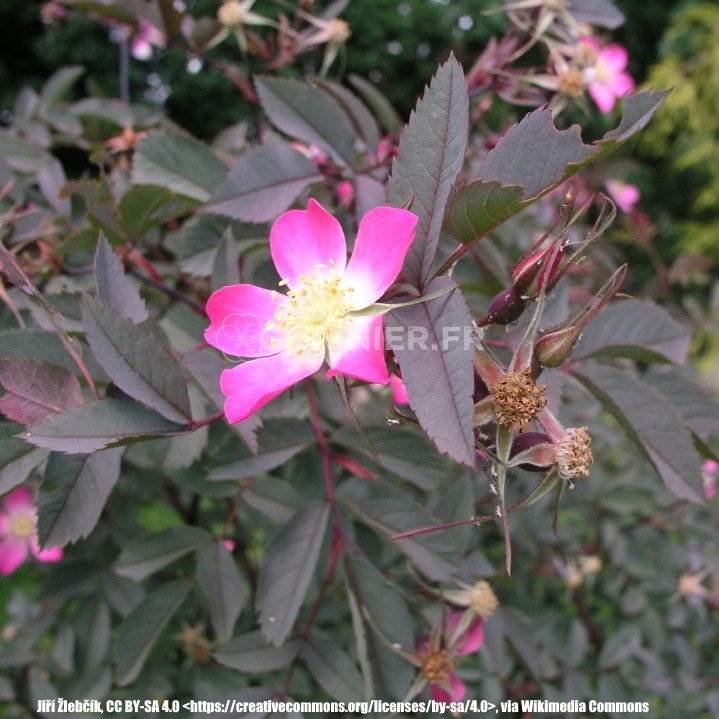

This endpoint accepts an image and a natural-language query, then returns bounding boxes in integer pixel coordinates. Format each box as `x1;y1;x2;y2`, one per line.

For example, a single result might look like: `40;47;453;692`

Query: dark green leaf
37;448;123;548
94;234;148;323
0;423;48;494
387;55;468;286
442;180;524;244
312;79;381;153
480;107;596;199
255;76;358;167
574;299;691;364
338;477;458;581
574;363;703;501
39;66;84;116
114;579;192;686
243;476;306;521
0;358;84;426
644;367;719;437
386;278;475;467
24;397;185;454
132;131;227;201
208;418;313;481
332;425;446;490
257;502;329;646
444;91;668;244
301;636;365;703
115;526;212;581
206;145;322;223
348;74;402;136
214;631;299;672
82;295;192;423
197;542;246;642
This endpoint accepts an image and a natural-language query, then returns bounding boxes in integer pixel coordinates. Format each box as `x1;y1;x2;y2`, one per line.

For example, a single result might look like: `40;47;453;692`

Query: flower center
558;68;586;98
8;514;35;541
266;263;354;356
421;649;450;683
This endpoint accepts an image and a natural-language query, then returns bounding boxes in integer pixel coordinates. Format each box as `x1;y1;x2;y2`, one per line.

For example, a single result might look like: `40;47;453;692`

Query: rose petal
326;315;388;385
600;44;629;72
588;82;616;114
2;486;32;512
341;207;418;307
609;72;634;99
205;284;284;358
457;617;485;655
30;538;63;564
270;199;347;288
0;538;29;575
432;671;466;703
220;349;323;423
389;374;409;405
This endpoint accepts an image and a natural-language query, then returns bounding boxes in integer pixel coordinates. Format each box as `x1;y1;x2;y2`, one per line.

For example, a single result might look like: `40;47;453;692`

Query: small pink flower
130;21;165;61
0;487;63;575
581;37;634;114
389;374;409;405
336;180;354;209
413;610;485;703
223;539;236;552
205;200;418;423
702;460;718;500
605;179;640;213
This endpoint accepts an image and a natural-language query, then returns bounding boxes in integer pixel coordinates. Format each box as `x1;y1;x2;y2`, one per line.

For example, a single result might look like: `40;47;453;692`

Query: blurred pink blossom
581;37;634;113
0;487;62;576
416;611;485;702
130;21;165;61
336;180;354;209
702;460;718;500
605;179;640;213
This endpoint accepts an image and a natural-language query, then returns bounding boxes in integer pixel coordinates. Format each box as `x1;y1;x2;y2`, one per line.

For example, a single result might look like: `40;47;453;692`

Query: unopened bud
535;264;628;368
535;322;583;368
478;287;526;327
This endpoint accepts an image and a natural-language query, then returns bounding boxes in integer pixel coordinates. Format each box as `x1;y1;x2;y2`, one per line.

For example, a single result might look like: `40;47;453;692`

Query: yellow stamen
265;265;353;356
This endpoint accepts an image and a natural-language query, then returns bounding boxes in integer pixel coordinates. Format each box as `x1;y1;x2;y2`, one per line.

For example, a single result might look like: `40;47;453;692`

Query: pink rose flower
0;487;63;575
581;38;634;114
205;199;418;423
389;374;409;405
605;179;640;213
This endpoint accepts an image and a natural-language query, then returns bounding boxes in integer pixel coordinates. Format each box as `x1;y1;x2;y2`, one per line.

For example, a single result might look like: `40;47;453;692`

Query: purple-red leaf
386;277;476;467
388;55;469;288
0;358;84;426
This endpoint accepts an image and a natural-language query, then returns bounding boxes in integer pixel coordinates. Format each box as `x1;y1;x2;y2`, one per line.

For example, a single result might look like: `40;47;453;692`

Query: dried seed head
421;649;450;683
490;369;547;428
469;580;498;619
218;0;245;26
556;426;593;480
